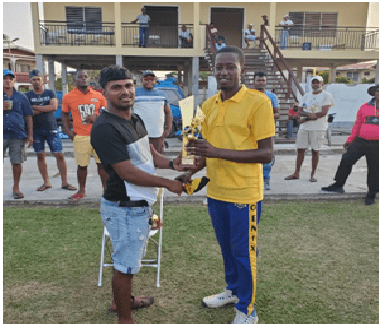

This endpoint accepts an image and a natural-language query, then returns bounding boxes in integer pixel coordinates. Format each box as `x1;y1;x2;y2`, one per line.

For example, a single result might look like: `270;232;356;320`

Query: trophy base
182;156;195;168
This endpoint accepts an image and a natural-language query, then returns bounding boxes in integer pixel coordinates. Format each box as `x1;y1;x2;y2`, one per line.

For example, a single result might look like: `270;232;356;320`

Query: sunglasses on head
144;76;155;81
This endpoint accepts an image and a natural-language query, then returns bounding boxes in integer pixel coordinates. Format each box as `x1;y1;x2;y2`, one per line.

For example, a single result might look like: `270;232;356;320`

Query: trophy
179;96;205;167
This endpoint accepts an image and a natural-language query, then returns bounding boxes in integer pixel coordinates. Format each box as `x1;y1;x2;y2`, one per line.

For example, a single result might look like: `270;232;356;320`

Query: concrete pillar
116;54;122;67
268;2;277;54
36;54;44;78
188;59;193;96
114;2;122;49
193;2;200;50
48;59;55;91
330;65;337;84
192;57;199;110
178;66;183;87
183;61;189;96
296;65;303;83
62;63;68;95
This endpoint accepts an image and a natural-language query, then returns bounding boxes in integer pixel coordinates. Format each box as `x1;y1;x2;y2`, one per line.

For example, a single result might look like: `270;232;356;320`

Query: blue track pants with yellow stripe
207;197;262;316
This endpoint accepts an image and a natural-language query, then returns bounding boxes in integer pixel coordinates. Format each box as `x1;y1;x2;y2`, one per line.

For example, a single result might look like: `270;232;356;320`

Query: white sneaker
231;308;258;324
202;289;239;308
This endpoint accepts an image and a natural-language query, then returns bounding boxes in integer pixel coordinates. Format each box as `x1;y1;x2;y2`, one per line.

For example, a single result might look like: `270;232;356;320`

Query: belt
118;200;149;207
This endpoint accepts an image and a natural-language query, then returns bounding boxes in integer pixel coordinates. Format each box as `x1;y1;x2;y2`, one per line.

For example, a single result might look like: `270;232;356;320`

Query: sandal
285;174;299;180
62;184;77;191
68;194;86;202
109;296;154;313
131;296;154;309
13;192;24;199
37;184;52;191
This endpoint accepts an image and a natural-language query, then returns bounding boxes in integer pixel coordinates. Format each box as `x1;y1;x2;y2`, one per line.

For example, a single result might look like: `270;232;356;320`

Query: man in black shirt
91;66;186;324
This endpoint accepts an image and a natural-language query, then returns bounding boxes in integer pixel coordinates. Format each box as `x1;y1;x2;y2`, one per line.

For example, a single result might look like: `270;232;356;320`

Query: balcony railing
121;24;193;48
39;20;115;46
274;26;379;51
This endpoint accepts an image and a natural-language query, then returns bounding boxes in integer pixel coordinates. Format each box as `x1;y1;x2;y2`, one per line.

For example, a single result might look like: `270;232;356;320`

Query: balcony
274;26;379;51
39;21;194;49
39;21;116;46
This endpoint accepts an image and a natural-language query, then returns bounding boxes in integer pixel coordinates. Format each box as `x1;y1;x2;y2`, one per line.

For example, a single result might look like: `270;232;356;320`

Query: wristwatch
169;160;174;170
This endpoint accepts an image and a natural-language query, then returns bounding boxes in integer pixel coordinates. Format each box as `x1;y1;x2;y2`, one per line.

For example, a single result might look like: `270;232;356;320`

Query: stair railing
259;20;304;101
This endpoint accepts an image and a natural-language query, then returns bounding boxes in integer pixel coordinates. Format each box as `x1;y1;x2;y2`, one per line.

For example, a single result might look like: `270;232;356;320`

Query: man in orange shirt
62;70;108;201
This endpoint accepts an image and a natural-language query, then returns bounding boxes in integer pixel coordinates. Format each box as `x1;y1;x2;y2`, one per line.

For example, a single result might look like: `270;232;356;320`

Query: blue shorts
100;198;151;275
33;129;63;154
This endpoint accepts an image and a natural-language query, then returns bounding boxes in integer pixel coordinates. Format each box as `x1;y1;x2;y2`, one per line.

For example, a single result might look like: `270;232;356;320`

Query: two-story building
31;2;379;107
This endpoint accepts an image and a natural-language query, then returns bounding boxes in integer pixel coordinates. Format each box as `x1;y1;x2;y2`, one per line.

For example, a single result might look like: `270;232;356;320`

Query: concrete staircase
243;48;296;143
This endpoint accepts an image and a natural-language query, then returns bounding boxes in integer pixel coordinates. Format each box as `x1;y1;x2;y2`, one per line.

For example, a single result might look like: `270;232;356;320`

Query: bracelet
169;160;174;170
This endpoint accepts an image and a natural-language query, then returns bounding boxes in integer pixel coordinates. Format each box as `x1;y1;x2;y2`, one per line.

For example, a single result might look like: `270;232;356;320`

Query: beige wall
43;2;115;21
275;2;368;26
43;2;370;27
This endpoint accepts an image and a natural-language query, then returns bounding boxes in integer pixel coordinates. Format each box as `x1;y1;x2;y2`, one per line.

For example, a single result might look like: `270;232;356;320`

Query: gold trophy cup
179;96;205;167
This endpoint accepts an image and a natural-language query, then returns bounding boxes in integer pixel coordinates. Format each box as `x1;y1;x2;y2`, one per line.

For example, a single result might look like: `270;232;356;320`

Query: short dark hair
74;69;87;78
254;71;266;79
100;66;132;89
215;46;245;66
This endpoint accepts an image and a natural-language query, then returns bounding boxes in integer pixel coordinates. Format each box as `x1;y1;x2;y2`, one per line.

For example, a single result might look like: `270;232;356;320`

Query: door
145;6;178;47
211;8;244;48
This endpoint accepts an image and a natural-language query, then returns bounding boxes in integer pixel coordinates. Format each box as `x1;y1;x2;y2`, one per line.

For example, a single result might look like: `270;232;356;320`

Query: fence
274;26;379;50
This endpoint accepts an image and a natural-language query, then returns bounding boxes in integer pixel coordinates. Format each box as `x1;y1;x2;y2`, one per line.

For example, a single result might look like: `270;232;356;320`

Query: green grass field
3;201;378;323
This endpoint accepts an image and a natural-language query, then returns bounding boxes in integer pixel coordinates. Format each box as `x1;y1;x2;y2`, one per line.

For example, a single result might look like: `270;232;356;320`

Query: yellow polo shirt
202;85;275;203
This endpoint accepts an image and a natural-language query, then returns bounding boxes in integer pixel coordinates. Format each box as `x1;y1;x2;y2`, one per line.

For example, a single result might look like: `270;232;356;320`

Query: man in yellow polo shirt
187;46;275;324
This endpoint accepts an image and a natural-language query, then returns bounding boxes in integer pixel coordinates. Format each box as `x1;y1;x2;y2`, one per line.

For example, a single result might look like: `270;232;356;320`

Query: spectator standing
26;69;76;192
215;36;226;51
209;23;219;42
91;66;187;324
133;70;173;154
179;25;193;48
254;71;280;190
131;6;150;48
279;15;293;50
245;23;256;48
3;69;33;199
62;70;108;201
285;76;333;182
287;101;300;138
186;46;275;324
322;84;379;205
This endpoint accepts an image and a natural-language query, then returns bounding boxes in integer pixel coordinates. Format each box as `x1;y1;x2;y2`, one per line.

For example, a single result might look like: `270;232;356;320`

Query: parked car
155;78;185;137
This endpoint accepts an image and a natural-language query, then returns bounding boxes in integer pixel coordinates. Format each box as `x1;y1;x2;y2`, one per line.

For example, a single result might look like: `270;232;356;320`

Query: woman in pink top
322;85;379;205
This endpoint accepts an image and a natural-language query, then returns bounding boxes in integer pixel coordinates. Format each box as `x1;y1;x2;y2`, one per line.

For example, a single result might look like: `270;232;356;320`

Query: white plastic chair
97;189;164;287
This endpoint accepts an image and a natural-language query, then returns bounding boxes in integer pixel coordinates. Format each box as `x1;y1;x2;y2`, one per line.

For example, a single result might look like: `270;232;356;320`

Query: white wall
299;83;373;123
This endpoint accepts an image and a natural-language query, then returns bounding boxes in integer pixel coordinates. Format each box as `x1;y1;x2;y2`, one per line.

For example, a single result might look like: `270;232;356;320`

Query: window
336;71;341;76
364;71;370;76
66;6;102;32
347;71;358;81
289;12;338;37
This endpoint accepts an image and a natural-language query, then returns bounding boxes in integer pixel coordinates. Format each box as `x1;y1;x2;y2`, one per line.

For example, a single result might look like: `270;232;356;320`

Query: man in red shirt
322;85;379;205
287;101;300;138
62;70;108;201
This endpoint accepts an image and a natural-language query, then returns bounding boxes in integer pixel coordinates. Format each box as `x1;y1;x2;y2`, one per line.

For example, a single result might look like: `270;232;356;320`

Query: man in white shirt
245;23;256;49
285;76;333;182
132;6;150;48
179;25;193;48
279;15;294;50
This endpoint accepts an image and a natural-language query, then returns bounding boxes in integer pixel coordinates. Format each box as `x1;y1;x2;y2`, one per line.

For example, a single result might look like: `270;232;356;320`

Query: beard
115;104;132;111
